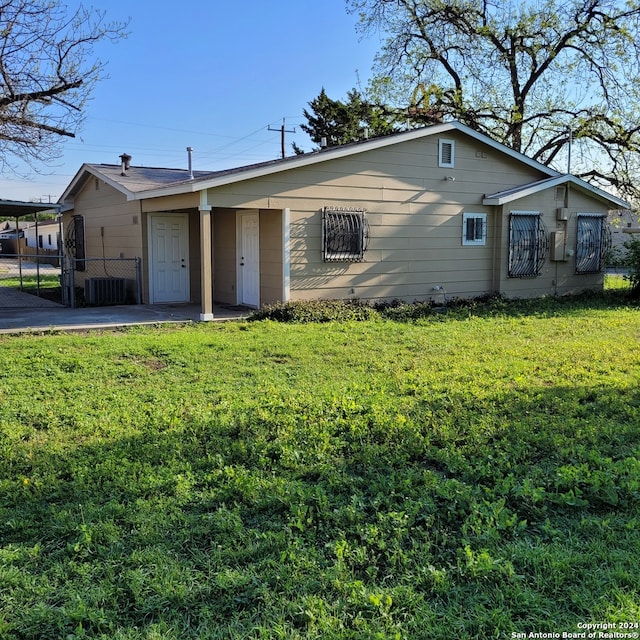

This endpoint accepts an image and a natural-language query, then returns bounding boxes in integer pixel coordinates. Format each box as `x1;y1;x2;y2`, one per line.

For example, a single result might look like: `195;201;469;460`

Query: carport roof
0;199;59;218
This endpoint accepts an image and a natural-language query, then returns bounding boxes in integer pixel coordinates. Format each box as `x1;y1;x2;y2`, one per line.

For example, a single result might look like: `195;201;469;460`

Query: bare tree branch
349;0;640;201
0;0;128;174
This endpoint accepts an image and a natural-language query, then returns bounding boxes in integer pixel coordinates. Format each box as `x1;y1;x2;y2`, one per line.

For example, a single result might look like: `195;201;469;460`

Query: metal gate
0;254;65;308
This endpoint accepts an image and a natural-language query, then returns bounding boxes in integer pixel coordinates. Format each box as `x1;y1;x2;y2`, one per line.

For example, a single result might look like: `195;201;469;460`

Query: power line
268;118;296;159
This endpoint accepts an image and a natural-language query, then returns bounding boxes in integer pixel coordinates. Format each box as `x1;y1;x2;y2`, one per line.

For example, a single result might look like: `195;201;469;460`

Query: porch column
199;194;214;321
282;208;290;302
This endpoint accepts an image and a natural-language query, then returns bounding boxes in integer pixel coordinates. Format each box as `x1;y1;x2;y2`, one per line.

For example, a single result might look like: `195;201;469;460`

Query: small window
38;235;43;248
439;139;455;168
576;214;610;274
462;212;487;246
508;212;549;277
322;207;369;262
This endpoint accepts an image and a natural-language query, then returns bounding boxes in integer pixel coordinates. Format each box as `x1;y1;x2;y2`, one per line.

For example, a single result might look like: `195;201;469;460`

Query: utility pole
268;118;296;159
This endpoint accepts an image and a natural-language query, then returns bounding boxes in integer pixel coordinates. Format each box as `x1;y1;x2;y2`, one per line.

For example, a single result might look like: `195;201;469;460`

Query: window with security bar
575;214;611;274
64;214;86;272
462;212;487;245
322;208;369;262
508;212;549;277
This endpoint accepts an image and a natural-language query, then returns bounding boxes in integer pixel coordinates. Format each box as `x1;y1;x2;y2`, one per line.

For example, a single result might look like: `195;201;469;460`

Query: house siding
259;209;284;305
497;187;611;298
62;125;622;313
71;178;144;259
206;133;550;303
213;210;237;305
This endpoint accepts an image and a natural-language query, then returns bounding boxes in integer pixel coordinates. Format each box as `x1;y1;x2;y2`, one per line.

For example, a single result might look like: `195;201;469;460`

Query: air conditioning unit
85;277;127;305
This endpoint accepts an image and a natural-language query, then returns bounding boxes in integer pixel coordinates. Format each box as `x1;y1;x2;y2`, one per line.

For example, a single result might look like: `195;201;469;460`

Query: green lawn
0;295;639;639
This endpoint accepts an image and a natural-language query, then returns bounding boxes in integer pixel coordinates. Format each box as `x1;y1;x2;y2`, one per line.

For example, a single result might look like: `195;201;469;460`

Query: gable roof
58;120;628;210
483;174;629;210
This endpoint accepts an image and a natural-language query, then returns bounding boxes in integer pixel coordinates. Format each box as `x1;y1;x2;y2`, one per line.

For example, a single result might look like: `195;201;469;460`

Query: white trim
123;121;562;200
60;120;628;212
462;212;487;246
484;174;629;210
438;138;455;168
282;207;290;302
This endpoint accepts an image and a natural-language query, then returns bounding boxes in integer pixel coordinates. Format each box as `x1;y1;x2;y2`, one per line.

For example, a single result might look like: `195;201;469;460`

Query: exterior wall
206;132;555;303
213;209;237;305
259;209;283;305
497;187;611;298
211;208;283;306
141;195;199;304
63;179;144;301
73;177;143;259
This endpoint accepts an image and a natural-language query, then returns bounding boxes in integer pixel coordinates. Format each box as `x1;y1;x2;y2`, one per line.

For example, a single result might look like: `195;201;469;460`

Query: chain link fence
0;254;64;307
64;258;142;308
0;255;142;309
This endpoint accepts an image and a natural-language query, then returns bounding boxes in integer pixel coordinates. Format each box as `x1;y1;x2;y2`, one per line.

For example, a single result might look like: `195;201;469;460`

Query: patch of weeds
248;299;379;323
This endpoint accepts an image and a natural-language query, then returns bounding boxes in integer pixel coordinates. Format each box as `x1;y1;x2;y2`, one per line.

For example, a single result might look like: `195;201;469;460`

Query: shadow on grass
1;381;639;638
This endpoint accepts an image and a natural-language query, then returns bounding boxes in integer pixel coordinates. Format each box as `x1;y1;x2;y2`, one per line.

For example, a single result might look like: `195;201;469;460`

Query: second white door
238;212;260;307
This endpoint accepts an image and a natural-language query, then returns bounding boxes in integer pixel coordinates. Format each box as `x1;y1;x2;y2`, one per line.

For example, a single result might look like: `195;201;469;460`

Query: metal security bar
322;207;369;262
508;213;549;277
576;215;611;274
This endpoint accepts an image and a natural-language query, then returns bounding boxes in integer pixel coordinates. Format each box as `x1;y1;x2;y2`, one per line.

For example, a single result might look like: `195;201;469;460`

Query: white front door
238;212;260;307
149;214;190;303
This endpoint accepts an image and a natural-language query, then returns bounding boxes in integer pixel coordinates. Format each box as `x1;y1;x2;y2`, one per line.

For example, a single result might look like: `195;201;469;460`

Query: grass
0;275;60;289
0;293;639;638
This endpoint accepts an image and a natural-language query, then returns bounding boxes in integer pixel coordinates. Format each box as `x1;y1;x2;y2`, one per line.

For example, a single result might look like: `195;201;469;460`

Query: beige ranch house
59;121;628;320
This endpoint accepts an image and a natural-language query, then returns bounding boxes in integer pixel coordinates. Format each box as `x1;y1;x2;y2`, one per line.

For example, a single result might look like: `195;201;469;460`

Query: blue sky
0;0;383;203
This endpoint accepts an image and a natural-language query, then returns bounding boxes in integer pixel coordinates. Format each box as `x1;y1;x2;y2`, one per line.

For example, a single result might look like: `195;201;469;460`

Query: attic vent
438;139;455;168
555;185;566;201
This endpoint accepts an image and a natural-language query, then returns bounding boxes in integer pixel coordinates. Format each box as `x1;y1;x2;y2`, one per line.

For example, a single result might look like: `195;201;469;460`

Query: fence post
70;260;76;308
135;257;142;304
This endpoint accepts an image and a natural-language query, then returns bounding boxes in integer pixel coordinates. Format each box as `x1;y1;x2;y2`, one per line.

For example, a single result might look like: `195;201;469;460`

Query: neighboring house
0;220;27;254
58;120;629;319
24;219;61;252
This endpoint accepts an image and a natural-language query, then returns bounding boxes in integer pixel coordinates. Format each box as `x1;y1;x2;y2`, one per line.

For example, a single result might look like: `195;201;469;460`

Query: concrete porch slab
0;303;251;334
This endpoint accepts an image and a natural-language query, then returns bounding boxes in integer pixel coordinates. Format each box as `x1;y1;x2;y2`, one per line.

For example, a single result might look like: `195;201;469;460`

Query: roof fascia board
134;121;561;200
58;164;137;204
483;174;629;209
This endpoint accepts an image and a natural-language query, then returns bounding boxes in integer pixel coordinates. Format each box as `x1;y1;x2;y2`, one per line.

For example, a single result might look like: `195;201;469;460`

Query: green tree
297;87;397;151
0;0;128;174
348;0;640;199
